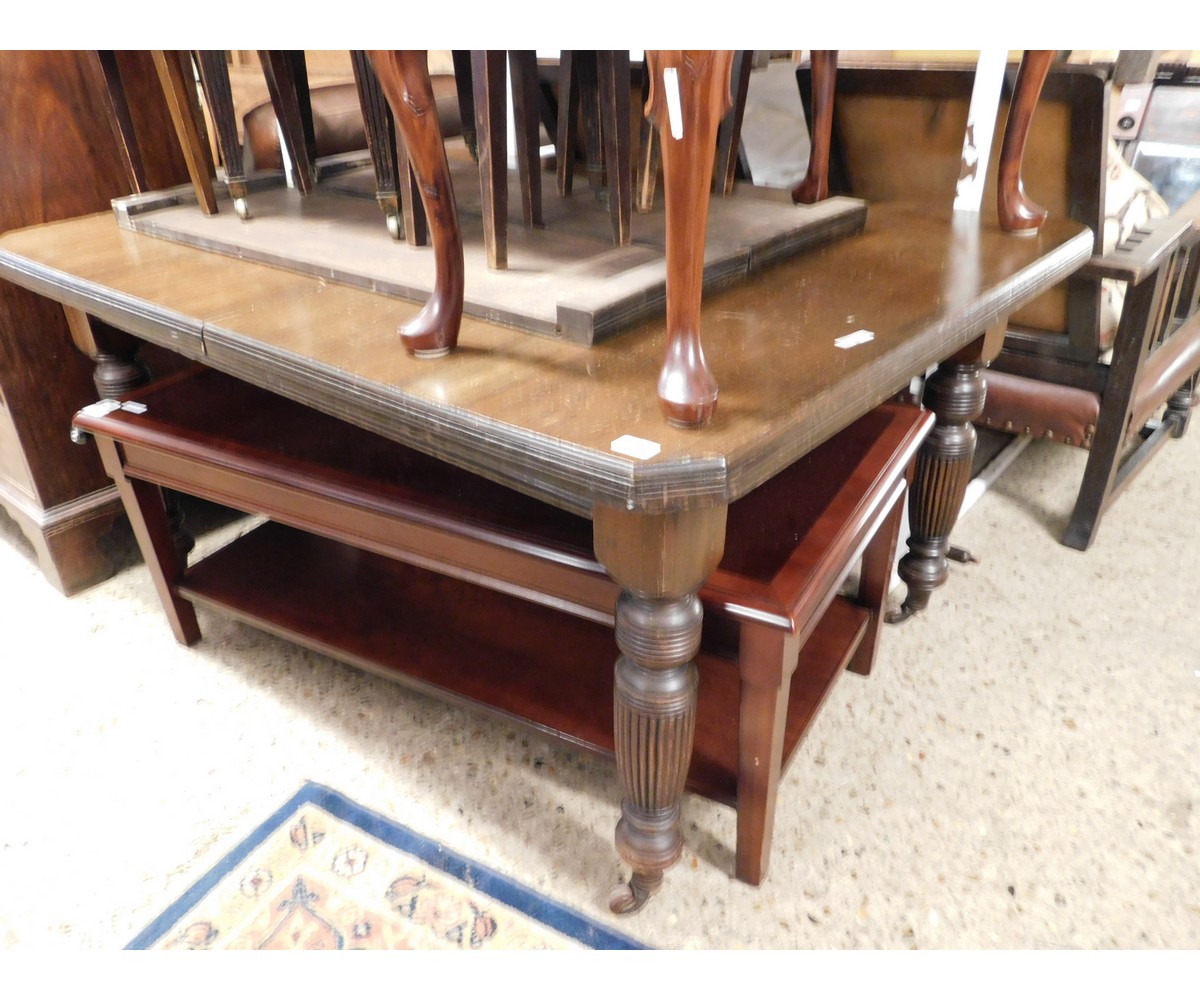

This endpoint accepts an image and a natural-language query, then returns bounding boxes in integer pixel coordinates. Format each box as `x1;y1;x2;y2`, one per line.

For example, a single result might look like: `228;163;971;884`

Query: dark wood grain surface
0;202;1091;514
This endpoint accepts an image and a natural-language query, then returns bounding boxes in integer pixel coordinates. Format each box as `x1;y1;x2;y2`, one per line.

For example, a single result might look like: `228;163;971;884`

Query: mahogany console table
0;201;1091;911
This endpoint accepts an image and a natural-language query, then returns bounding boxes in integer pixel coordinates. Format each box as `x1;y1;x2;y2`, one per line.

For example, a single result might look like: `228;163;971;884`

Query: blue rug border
126;780;646;950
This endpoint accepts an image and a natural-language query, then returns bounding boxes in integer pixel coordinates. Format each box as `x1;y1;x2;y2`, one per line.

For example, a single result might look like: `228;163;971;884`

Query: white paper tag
79;399;121;417
834;329;875;349
611;434;662;460
663;67;684;140
121;401;148;414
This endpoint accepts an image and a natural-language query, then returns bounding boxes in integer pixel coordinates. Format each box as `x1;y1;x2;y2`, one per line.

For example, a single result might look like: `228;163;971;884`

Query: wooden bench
74;363;931;886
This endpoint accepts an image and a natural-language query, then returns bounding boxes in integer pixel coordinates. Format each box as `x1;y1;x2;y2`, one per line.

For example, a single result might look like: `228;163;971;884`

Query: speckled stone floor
2;410;1197;954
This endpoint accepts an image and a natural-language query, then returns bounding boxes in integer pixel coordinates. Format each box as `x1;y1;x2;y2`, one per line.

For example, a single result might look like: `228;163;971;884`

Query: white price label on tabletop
611;435;662;460
835;329;875;349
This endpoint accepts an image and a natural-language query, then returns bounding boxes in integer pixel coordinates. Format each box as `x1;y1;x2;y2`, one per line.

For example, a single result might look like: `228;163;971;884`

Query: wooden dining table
0;196;1091;911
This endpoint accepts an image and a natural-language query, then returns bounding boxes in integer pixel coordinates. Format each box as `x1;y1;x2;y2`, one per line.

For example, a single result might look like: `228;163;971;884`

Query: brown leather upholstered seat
242;77;463;171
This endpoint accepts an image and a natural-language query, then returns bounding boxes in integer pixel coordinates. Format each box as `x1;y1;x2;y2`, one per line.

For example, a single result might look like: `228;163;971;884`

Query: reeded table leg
593;503;726;913
368;51;464;357
576;52;606;197
997;50;1054;235
644;50;734;427
791;50;837;205
889;329;1001;623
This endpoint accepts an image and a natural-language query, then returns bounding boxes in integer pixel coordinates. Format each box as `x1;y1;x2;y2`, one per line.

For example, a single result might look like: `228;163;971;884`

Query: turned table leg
63;306;195;562
644;50;734;427
997;50;1054;235
791;50;837;205
368;50;464;357
889;327;1002;623
593;503;726;913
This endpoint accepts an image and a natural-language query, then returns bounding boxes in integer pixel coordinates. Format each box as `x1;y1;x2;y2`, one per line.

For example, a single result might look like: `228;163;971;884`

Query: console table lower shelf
73;365;933;889
178;518;873;815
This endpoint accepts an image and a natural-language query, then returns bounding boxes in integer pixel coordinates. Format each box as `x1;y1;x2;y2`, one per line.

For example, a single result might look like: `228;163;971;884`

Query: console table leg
593;503;726;913
368;51;464;357
847;485;906;672
735;623;799;886
93;437;200;646
889;358;986;623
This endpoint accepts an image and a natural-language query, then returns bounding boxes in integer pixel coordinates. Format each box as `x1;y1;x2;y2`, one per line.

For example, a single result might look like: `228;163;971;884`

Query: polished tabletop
0;201;1091;515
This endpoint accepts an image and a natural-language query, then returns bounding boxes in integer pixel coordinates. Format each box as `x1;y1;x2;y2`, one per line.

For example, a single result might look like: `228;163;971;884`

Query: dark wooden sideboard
0;51;193;593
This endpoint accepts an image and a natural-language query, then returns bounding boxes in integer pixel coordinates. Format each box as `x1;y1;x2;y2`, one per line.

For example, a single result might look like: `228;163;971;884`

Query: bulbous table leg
593;503;726;913
888;358;986;623
368;51;464;357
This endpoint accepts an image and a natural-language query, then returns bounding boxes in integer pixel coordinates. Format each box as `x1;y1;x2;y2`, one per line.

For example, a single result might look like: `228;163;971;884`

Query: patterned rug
127;782;645;950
